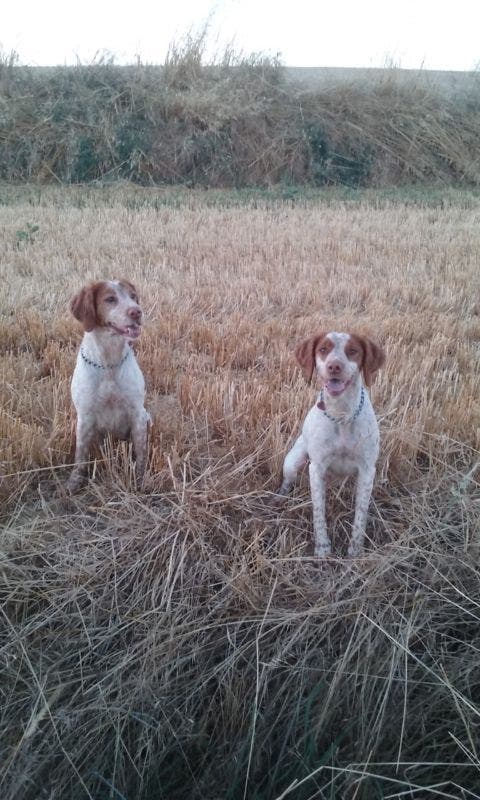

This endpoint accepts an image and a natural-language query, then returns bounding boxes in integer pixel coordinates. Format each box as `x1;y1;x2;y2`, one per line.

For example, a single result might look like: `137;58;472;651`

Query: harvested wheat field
1;184;480;799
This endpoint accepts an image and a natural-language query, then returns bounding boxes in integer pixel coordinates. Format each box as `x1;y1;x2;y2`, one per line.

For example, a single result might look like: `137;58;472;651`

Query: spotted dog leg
277;434;308;496
131;413;150;488
309;461;331;557
67;417;96;493
347;467;376;557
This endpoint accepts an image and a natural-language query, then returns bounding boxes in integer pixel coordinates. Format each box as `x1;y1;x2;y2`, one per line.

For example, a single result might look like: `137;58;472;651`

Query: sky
1;0;479;71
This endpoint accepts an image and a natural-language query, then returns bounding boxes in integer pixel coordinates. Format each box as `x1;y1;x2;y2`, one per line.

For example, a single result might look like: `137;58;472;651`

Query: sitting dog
67;279;150;492
277;331;385;557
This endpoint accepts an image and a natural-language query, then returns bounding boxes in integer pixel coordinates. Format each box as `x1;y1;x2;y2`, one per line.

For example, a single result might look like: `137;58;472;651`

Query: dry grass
1;39;480;187
1;184;480;799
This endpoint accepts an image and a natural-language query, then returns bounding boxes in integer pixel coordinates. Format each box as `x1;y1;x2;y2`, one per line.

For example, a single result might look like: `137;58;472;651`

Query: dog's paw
268;485;291;507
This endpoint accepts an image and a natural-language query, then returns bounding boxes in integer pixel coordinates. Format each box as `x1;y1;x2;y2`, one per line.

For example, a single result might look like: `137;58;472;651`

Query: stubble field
1;184;480;799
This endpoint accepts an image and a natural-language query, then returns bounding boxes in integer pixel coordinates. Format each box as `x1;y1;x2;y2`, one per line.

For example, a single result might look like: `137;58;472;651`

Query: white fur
278;332;381;558
68;280;150;492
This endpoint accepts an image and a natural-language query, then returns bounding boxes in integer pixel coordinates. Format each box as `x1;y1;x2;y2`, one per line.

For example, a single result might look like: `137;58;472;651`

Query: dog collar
80;347;130;370
317;386;365;424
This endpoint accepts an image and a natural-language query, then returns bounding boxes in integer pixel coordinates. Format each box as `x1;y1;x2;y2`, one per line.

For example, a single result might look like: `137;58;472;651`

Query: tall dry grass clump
1;184;480;798
1;36;480;188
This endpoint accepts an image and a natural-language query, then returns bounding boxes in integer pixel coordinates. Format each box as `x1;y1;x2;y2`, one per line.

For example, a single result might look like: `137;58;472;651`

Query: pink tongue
326;379;346;396
128;326;141;339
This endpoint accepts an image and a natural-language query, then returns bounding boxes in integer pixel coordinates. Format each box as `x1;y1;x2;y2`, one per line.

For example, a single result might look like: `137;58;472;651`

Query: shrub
0;40;479;187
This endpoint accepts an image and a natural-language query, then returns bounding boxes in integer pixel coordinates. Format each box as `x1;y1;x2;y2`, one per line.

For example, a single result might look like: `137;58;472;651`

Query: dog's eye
130;293;137;301
319;347;327;354
105;296;117;304
347;349;358;357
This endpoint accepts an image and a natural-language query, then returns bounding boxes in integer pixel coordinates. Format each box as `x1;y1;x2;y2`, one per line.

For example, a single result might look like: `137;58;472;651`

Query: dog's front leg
309;462;331;557
277;434;308;495
131;413;150;488
67;416;96;493
347;466;376;557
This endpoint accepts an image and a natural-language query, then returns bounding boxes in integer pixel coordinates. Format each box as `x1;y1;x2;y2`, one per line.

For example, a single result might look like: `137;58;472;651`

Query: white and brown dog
67;279;150;492
277;332;385;557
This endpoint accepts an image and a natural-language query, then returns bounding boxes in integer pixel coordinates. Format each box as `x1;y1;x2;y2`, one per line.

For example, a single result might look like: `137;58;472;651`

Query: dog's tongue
325;379;346;396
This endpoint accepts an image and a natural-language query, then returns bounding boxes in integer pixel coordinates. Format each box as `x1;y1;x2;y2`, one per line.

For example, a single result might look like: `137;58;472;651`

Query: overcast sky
2;0;479;70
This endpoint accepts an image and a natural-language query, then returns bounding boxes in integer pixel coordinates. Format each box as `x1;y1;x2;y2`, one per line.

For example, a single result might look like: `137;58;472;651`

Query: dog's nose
128;306;142;321
327;360;342;375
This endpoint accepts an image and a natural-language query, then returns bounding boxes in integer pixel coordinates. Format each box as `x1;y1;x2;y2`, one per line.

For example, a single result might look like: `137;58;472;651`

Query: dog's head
295;331;385;394
70;280;143;340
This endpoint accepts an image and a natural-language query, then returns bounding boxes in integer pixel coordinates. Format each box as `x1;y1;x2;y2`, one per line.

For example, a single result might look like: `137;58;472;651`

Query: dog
277;331;385;557
67;279;150;492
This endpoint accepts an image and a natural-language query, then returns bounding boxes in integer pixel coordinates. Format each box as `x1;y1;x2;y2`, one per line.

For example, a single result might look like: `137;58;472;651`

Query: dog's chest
73;359;143;435
323;426;364;475
92;376;135;432
305;406;378;476
96;376;128;408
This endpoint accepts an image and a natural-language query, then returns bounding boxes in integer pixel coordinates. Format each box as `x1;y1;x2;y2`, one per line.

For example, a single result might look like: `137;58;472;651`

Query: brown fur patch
69;281;108;332
345;334;365;370
295;333;331;383
349;334;385;386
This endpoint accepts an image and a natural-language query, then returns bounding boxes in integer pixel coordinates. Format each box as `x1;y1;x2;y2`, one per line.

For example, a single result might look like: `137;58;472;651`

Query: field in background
287;66;480;95
1;36;480;189
1;184;480;799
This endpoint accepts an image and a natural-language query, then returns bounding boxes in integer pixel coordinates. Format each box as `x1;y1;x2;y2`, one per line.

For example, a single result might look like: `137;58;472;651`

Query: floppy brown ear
295;334;324;384
359;337;385;387
69;285;98;332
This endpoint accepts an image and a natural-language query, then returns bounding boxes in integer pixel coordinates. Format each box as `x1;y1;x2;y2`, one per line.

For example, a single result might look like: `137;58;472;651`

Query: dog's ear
357;336;385;387
295;334;325;384
70;284;100;332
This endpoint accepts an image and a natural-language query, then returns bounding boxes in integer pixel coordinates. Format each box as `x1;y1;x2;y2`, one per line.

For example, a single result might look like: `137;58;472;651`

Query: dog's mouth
325;378;348;396
108;322;142;340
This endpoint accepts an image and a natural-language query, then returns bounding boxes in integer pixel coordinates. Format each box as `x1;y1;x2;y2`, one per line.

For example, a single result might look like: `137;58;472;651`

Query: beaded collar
80;347;130;370
317;386;365;424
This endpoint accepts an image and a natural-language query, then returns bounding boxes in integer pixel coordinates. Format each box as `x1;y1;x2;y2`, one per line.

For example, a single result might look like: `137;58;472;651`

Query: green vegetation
14;222;39;247
1;36;479;188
